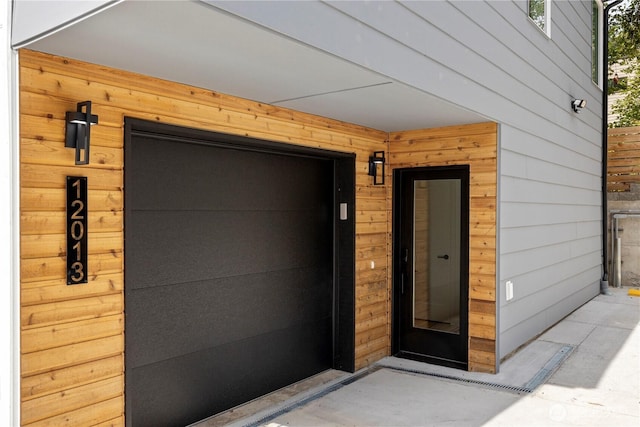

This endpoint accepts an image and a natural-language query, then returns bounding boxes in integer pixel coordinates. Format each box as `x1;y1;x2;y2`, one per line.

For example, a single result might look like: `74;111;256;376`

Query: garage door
124;120;355;426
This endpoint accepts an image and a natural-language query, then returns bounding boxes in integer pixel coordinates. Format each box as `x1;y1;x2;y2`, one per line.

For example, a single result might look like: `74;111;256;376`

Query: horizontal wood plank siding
389;122;498;373
19;49;388;425
213;0;602;361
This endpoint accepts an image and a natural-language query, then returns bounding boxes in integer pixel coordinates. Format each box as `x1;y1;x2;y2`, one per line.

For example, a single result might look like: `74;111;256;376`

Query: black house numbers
67;176;88;285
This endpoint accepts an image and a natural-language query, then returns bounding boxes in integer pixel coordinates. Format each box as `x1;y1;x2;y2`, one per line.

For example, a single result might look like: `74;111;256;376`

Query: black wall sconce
571;98;587;113
368;151;386;185
66;101;99;165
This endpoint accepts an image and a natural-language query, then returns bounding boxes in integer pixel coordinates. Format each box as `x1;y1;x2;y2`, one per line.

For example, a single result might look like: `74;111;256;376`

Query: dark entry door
124;119;354;427
393;166;469;369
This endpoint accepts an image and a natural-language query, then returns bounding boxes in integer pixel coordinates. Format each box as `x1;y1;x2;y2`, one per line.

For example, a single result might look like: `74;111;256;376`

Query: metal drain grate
241;345;574;426
377;365;534;394
523;345;574;391
242;368;376;427
378;344;575;395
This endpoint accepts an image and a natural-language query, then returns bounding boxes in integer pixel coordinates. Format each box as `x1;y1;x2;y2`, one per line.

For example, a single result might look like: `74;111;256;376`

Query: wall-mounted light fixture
571;98;587;113
368;151;385;185
66;101;98;165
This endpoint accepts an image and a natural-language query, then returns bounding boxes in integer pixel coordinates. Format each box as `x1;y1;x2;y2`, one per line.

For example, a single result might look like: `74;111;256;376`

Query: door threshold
396;350;468;370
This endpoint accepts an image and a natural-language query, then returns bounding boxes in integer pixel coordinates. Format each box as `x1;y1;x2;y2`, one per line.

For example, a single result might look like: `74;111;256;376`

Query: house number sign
67;176;88;285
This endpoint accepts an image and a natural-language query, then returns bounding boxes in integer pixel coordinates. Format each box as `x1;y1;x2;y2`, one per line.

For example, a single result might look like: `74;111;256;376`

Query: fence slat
608;127;640;192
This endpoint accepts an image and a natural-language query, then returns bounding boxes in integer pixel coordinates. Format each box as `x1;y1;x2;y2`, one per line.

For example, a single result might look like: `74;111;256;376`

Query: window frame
528;0;551;37
592;0;604;87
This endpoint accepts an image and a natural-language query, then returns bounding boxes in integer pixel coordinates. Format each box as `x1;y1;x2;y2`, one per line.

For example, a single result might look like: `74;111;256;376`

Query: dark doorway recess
124;118;355;427
392;165;470;370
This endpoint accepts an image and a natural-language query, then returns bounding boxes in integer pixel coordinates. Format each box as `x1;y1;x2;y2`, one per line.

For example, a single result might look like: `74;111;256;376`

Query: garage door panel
126;267;332;367
125;122;352;426
127;209;332;289
128;318;331;427
129;136;331;212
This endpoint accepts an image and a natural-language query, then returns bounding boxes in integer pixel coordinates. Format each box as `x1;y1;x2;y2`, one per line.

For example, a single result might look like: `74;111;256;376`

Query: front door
393;166;469;369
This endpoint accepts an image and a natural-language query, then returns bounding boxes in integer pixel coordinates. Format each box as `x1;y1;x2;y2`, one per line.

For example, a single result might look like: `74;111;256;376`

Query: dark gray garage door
124;120;354;426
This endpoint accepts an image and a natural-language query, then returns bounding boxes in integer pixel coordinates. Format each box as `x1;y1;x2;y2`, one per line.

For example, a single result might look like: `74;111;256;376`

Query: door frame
124;118;357;372
391;165;470;369
123;118;356;423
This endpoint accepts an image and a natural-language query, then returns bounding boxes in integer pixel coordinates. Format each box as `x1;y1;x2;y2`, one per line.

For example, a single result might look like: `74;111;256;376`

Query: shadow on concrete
195;288;639;427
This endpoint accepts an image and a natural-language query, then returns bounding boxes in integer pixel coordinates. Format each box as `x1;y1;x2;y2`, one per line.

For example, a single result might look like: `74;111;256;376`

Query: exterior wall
499;124;601;357
211;1;601;135
498;0;603;358
15;0;605;420
211;0;604;359
389;123;498;373
18;49;388;425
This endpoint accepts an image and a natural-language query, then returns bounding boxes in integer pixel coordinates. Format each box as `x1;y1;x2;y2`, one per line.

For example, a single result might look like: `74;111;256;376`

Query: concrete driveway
196;288;639;427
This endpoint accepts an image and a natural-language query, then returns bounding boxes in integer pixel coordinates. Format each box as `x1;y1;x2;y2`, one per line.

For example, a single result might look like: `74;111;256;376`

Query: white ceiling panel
276;81;484;132
19;0;486;132
25;1;388;102
12;0;118;46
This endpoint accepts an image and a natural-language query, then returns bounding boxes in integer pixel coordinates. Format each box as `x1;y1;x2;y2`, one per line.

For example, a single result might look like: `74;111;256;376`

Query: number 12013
67;176;88;285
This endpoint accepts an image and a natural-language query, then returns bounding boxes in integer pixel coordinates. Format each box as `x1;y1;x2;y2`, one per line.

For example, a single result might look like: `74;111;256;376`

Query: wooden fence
608;126;640;192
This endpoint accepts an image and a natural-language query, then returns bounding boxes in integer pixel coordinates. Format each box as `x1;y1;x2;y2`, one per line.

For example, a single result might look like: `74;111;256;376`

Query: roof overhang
12;0;485;132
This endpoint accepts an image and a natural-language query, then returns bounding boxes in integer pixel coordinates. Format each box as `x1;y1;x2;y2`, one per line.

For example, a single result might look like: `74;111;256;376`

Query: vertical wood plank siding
19;49;497;424
389;123;498;373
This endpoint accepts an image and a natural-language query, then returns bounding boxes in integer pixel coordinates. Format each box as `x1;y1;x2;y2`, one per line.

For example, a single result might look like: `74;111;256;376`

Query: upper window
529;0;551;36
592;0;603;86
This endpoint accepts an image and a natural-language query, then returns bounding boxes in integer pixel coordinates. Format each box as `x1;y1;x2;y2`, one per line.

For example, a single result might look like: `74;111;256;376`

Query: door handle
437;254;449;260
401;248;409;294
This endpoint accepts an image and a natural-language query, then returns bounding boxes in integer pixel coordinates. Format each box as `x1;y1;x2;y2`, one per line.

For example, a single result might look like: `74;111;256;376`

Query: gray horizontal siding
501;235;600;278
501;263;599;319
501;221;601;255
500;277;599;357
209;0;602;135
208;0;603;361
497;0;602;356
501;177;601;206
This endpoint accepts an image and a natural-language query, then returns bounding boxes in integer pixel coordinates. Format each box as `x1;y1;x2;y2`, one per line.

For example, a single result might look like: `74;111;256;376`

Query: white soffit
18;0;485;132
12;0;119;47
276;81;485;132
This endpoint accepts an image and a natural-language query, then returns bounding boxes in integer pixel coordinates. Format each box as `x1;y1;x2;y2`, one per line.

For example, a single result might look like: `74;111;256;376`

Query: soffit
19;0;485;132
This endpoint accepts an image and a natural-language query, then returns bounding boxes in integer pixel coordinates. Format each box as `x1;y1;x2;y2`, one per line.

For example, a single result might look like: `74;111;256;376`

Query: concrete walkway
202;288;639;427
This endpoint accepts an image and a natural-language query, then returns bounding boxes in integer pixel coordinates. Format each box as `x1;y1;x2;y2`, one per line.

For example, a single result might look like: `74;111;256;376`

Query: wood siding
608;126;640;192
19;49;389;425
215;0;603;360
389;123;498;373
12;0;608;422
